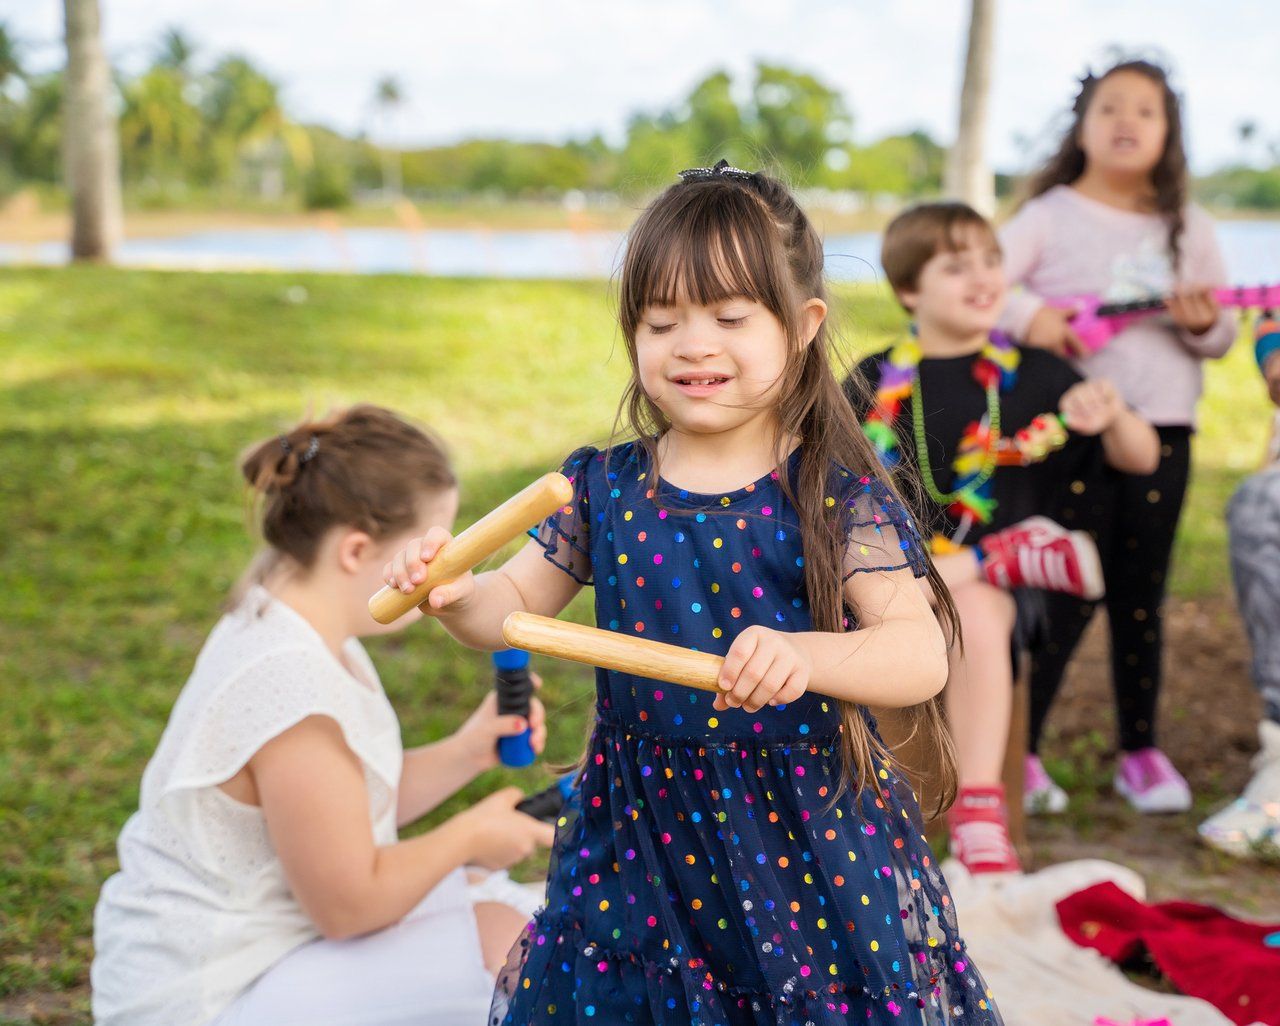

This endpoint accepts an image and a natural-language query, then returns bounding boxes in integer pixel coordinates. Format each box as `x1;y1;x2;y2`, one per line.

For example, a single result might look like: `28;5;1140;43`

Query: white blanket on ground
944;858;1261;1026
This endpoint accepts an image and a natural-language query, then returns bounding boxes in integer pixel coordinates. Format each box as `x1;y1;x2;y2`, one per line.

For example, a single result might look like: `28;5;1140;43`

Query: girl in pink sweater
997;59;1236;816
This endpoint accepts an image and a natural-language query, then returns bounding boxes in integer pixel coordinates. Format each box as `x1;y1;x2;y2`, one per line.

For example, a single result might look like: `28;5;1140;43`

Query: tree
617;109;691;195
120;66;204;189
833;131;945;196
62;0;122;261
204;56;310;198
373;75;403;198
944;0;996;215
0;22;26;183
750;63;850;184
154;27;197;77
684;70;746;167
0;22;22;89
1237;119;1258;165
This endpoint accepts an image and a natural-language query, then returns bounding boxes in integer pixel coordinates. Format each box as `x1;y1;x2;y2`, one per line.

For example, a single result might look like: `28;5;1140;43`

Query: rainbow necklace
863;331;1065;529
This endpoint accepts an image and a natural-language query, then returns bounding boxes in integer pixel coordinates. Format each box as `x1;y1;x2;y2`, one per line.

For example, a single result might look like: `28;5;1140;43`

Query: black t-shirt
847;346;1102;542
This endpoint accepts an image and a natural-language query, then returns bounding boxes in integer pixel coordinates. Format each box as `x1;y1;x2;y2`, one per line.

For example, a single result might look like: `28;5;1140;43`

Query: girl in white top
92;405;555;1026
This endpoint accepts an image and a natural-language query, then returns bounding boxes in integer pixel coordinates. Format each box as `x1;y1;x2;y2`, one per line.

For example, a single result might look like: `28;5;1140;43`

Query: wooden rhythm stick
368;473;573;625
502;611;726;693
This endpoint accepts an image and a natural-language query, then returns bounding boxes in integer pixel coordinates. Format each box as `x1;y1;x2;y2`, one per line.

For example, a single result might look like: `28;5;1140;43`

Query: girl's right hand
1024;305;1086;358
382;527;476;613
1265;351;1280;408
454;787;556;870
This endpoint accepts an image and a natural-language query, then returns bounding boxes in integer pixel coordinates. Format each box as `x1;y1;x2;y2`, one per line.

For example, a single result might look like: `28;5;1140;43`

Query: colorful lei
862;331;1067;527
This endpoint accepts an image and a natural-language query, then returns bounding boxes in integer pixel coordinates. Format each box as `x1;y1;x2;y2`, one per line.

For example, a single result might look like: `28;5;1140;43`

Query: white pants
212;869;541;1026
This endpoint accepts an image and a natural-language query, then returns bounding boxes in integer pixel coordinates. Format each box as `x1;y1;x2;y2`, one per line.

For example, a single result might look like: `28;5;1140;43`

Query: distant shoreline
2;197;1275;248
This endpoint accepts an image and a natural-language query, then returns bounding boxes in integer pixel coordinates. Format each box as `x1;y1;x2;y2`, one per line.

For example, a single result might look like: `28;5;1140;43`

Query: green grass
0;266;1266;1011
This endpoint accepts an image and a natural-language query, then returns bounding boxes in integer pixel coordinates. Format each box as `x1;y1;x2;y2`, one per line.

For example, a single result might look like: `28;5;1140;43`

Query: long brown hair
1025;59;1188;264
616;169;959;809
234;404;456;599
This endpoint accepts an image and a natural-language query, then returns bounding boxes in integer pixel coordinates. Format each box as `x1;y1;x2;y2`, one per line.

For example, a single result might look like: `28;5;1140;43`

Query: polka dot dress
492;443;1002;1026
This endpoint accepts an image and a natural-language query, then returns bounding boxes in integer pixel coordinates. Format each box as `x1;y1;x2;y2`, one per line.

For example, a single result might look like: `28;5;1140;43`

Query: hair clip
677;158;756;183
279;433;320;464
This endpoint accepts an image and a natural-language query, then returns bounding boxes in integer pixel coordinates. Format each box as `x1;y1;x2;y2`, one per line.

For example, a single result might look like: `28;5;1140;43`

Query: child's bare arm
713;567;948;713
250;717;553;941
396;687;547;827
385;535;582;651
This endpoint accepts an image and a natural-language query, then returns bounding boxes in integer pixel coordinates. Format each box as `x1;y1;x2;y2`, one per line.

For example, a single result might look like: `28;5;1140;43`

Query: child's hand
453;787;556;870
452;685;547;773
1025;305;1086;358
1060;378;1123;435
1266;353;1280;408
1167;286;1220;335
715;626;811;713
382;527;476;613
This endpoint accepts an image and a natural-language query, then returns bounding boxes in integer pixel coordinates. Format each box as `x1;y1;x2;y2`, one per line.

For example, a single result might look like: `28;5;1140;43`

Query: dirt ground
3;599;1275;1025
1030;597;1280;918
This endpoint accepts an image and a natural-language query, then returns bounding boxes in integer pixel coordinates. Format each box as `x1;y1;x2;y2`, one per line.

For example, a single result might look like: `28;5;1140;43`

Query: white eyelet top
91;586;404;1026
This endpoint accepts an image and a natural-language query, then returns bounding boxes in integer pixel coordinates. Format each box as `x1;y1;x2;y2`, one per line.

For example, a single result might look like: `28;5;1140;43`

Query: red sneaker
979;516;1104;600
947;785;1022;875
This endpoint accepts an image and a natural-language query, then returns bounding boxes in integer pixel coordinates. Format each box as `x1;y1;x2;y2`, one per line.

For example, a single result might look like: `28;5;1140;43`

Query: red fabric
1056;881;1280;1026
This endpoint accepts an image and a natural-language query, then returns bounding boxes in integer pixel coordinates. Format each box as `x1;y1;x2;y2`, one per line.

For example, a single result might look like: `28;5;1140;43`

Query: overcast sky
5;1;1277;173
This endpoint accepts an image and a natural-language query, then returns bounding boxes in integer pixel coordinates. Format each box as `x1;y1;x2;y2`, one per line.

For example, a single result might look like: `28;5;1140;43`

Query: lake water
1;219;1276;283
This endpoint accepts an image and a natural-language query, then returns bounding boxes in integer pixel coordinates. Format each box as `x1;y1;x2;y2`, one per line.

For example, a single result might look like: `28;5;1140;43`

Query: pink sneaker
979;517;1105;600
1115;747;1192;814
1024;754;1068;815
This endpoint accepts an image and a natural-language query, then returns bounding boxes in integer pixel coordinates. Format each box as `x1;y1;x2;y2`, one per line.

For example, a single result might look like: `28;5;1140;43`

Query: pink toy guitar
1047;283;1280;353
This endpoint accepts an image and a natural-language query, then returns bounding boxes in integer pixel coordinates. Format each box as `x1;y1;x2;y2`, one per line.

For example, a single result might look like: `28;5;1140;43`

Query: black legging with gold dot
1029;426;1192;753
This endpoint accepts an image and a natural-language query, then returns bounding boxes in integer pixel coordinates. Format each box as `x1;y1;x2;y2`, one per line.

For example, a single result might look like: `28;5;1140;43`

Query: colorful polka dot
501;443;974;1021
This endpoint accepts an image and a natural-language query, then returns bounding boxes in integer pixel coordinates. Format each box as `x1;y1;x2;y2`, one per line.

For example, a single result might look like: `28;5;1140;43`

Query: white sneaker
1198;719;1280;857
1024;754;1069;815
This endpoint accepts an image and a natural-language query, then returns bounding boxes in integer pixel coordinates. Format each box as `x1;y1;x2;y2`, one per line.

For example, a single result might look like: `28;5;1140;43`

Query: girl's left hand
452;680;547;772
1060;378;1123;435
715;626;811;713
1167;286;1220;335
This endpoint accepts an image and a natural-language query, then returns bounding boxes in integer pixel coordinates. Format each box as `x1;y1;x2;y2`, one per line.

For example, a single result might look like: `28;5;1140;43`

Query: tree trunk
945;0;996;216
63;0;122;262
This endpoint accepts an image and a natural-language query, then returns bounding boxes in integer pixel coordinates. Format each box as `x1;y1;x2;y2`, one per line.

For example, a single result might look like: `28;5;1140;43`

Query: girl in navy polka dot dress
385;164;1003;1025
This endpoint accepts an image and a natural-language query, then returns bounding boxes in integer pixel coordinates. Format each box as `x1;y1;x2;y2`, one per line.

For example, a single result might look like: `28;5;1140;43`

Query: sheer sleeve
834;469;929;580
529;446;598;585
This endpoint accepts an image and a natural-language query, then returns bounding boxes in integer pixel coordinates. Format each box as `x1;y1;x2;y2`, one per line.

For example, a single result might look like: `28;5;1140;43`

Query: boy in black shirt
849;203;1158;874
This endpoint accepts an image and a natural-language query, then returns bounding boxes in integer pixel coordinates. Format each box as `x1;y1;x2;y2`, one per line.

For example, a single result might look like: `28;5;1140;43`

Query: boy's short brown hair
880;202;1000;308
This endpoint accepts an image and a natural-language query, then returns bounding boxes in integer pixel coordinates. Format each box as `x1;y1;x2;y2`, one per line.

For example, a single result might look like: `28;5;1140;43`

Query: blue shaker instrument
493;648;536;767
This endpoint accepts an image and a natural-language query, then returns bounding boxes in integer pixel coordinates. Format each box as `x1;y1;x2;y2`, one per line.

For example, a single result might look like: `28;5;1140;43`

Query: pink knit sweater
997;185;1237;427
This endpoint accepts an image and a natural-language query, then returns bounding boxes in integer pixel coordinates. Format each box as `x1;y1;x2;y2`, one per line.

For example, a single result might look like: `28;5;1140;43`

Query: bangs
880;202;999;295
937;212;999;255
620;184;791;333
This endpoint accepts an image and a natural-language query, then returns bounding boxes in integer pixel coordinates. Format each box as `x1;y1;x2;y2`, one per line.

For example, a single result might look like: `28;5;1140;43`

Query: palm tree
63;0;122;261
1237;120;1258;165
0;23;26;181
204;55;311;198
0;23;23;90
154;27;196;77
120;65;203;188
944;0;996;215
374;75;404;198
